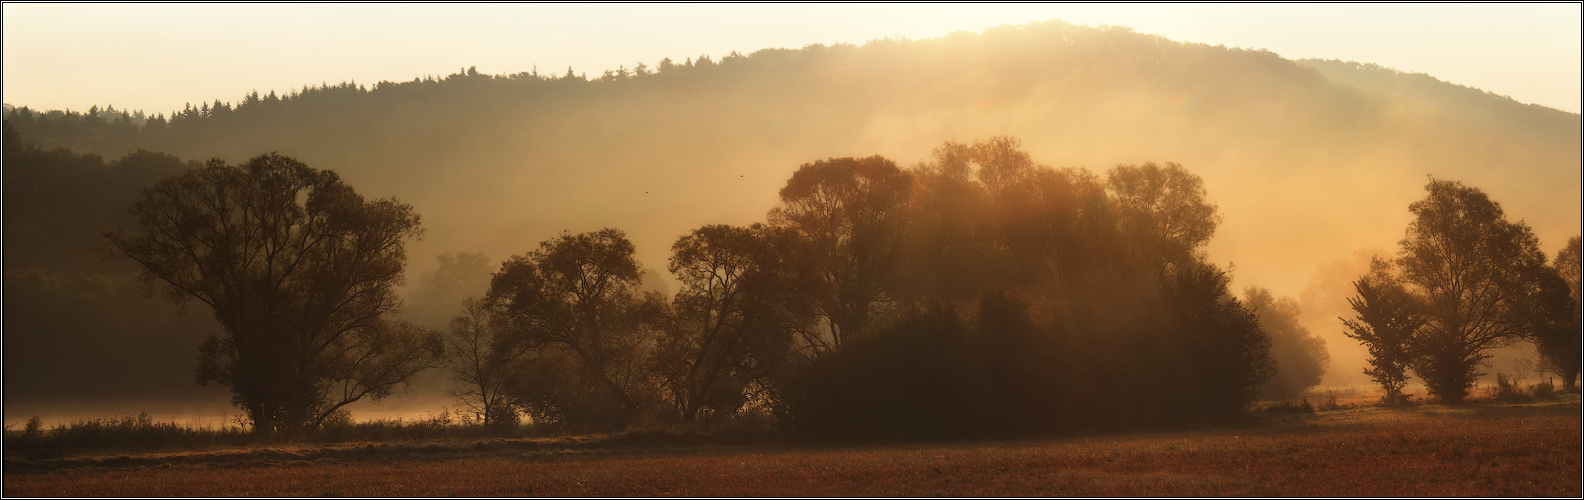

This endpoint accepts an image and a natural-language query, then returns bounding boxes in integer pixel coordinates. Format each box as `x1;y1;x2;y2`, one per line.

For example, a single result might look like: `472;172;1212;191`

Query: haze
2;6;1579;428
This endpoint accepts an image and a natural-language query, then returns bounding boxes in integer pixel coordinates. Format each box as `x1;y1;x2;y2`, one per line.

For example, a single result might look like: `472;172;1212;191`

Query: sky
3;3;1581;116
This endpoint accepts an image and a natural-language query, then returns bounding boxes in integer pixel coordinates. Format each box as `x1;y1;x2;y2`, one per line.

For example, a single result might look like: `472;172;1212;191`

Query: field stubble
4;398;1579;497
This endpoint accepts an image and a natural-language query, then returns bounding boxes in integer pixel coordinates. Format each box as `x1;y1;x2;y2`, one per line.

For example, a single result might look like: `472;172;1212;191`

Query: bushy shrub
1487;373;1532;403
4;412;251;459
779;301;990;442
1529;379;1557;400
1265;399;1315;415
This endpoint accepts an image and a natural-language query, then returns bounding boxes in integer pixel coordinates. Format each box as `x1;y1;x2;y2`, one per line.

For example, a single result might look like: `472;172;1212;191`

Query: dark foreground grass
5;400;1578;497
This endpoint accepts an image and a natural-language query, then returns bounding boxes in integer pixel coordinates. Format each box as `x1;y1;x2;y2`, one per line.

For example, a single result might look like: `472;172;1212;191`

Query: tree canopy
768;155;913;352
1534;235;1581;389
483;228;664;428
1342;258;1426;404
1400;179;1551;402
105;153;442;433
658;223;803;426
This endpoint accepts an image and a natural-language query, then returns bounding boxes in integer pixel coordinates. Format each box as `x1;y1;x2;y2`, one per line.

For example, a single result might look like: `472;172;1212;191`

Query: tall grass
4;412;251;459
1482;373;1562;403
3;410;537;459
313;409;565;443
3;408;768;459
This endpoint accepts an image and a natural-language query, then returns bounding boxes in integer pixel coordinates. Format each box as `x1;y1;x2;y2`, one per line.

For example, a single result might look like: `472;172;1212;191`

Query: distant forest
4;20;1579;421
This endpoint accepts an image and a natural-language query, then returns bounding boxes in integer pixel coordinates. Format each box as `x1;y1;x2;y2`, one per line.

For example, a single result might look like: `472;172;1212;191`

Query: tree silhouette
1341;258;1425;404
1534;235;1580;390
443;298;520;431
104;153;442;433
1245;286;1328;399
658;223;801;427
1161;260;1275;418
772;139;1279;438
1394;179;1550;403
768;156;913;353
484;228;663;427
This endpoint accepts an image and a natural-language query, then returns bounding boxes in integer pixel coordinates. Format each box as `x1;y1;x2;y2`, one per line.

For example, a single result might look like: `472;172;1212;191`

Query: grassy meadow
5;394;1578;497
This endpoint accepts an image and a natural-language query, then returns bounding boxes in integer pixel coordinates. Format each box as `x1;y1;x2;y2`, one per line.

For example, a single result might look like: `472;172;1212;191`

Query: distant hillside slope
6;19;1578;317
1297;58;1577;145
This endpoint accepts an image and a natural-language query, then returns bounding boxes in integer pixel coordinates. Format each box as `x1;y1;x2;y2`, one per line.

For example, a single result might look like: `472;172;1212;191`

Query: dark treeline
3;122;227;405
3;123;198;273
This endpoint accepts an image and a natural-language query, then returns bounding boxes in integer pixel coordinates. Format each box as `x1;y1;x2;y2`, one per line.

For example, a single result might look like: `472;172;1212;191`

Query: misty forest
2;20;1580;495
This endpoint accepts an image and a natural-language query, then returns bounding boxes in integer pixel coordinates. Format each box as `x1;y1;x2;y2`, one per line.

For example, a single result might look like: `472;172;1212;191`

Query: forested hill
5;19;1579;301
1296;58;1578;145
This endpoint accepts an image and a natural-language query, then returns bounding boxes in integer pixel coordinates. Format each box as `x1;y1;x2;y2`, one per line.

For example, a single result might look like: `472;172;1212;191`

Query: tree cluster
433;137;1281;438
1343;179;1580;403
95;135;1297;438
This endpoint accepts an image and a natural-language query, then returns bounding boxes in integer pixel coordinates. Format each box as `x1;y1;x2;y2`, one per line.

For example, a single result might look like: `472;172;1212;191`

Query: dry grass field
5;398;1578;497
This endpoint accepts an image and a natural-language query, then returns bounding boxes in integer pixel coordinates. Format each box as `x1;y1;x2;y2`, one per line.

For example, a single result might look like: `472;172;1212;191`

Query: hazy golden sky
4;3;1580;115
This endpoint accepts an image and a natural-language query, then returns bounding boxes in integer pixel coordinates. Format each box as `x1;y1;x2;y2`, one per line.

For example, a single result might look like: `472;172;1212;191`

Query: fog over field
3;14;1579;429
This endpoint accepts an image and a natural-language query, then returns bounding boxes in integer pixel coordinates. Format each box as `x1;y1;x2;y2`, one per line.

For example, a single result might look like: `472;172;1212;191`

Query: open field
5;398;1579;497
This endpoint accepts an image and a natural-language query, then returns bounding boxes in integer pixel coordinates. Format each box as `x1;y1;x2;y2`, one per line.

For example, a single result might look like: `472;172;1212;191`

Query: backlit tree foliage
483;229;665;428
1344;179;1558;403
1341;258;1425;405
105;153;442;433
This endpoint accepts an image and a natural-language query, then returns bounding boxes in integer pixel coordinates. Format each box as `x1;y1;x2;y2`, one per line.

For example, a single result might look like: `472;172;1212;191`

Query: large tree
105;153;442;433
442;298;521;431
1341;258;1425;404
1394;178;1551;403
483;228;663;428
657;223;801;427
768;156;913;353
1534;236;1580;390
1245;286;1328;399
